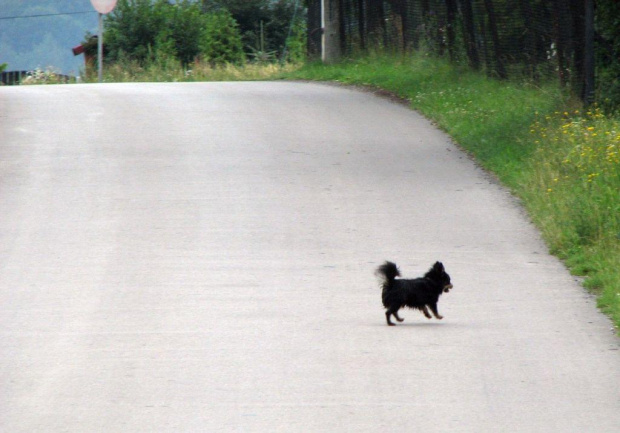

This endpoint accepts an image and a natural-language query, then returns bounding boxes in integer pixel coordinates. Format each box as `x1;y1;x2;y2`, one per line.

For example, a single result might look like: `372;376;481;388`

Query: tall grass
526;108;620;321
83;56;297;83
285;54;620;330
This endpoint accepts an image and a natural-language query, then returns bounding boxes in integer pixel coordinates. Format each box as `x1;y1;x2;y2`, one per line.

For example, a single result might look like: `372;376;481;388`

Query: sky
0;0;102;75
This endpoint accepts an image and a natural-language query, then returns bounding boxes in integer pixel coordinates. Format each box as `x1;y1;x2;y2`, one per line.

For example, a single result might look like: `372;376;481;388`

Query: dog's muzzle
444;284;453;293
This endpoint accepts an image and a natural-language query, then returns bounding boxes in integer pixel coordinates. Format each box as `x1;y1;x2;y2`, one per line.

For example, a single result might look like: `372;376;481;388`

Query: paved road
1;82;619;432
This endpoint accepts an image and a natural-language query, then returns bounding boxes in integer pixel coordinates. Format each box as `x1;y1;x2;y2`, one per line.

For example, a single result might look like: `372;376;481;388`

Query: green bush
282;15;306;63
168;1;208;65
105;0;168;63
202;0;306;61
200;10;245;64
103;0;245;66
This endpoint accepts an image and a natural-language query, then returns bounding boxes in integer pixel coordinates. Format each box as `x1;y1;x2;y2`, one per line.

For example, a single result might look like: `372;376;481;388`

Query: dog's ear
433;261;444;271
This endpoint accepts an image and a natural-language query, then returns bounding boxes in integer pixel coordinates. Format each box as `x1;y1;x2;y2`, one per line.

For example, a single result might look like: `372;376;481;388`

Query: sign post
89;0;118;82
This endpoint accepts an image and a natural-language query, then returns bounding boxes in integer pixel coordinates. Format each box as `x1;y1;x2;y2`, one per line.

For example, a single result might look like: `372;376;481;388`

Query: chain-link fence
308;0;598;103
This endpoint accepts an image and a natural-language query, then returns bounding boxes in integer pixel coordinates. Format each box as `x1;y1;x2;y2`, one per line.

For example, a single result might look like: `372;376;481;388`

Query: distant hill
0;0;99;75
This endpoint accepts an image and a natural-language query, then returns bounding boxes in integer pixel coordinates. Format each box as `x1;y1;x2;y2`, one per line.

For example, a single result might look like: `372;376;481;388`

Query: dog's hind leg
393;311;405;322
428;303;443;320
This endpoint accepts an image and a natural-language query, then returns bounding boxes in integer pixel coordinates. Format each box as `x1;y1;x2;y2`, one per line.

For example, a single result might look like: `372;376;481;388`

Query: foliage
167;0;208;65
246;20;277;64
200;11;245;64
104;0;169;63
328;0;620;109
528;108;619;248
282;16;306;63
0;63;7;74
264;0;305;61
284;55;620;331
201;0;306;61
202;0;272;52
21;67;68;84
596;0;620;111
526;107;620;323
104;0;245;66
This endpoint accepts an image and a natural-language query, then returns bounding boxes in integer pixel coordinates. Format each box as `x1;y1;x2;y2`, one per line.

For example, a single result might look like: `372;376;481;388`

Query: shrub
200;10;245;64
103;0;244;66
104;0;168;64
21;67;66;85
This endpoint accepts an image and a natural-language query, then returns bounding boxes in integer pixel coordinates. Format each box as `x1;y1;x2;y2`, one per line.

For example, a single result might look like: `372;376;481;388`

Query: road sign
90;0;117;15
90;1;117;82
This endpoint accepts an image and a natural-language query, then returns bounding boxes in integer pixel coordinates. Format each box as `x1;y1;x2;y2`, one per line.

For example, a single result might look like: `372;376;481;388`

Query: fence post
323;0;341;63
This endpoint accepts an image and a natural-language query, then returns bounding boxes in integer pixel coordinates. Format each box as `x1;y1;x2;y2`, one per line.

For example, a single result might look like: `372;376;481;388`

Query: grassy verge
83;58;297;83
283;55;620;331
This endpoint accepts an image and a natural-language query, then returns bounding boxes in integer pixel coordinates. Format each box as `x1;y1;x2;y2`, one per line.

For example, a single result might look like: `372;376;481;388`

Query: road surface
1;82;619;432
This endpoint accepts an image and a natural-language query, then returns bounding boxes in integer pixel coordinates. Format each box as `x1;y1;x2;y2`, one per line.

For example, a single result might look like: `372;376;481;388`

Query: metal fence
308;0;597;103
1;71;29;85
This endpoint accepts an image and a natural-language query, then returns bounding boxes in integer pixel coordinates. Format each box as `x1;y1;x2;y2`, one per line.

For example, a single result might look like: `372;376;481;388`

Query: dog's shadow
369;320;458;328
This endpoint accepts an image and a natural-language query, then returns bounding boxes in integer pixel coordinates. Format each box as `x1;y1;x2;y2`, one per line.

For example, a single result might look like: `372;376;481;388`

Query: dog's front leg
386;308;404;326
428;303;443;320
421;306;432;319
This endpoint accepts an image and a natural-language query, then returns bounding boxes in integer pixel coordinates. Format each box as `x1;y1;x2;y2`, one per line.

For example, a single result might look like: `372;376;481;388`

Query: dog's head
428;261;453;293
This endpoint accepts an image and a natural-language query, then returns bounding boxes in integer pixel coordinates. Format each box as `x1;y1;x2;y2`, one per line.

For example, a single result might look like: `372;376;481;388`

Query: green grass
284;54;620;331
526;108;620;323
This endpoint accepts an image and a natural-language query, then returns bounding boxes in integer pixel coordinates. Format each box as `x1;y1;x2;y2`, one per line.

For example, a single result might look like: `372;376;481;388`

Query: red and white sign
90;0;117;14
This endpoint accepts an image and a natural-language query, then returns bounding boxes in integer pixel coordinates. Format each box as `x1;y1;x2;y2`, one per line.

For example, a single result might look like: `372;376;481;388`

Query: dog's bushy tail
376;261;400;284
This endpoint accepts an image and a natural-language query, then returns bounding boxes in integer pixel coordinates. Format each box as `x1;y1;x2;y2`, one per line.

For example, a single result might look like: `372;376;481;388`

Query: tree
200;10;245;64
104;0;170;63
169;1;209;65
201;0;306;60
104;0;245;66
596;0;620;109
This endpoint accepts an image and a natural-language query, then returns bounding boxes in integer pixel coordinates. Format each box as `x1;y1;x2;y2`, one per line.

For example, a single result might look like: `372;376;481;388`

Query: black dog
376;261;453;326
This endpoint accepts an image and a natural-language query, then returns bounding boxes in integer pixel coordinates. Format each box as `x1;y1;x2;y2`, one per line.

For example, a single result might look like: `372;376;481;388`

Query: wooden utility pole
322;0;341;63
